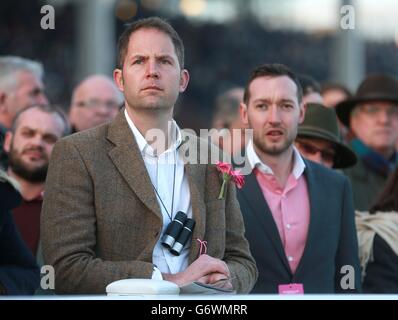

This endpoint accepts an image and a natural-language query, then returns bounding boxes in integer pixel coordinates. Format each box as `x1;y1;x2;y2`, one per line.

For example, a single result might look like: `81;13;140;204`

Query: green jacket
344;158;387;211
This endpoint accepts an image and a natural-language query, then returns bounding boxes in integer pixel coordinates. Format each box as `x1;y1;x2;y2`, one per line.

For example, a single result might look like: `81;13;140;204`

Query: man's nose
376;109;390;124
268;105;281;123
94;103;112;115
36;93;49;106
146;59;159;78
29;134;45;148
309;151;323;165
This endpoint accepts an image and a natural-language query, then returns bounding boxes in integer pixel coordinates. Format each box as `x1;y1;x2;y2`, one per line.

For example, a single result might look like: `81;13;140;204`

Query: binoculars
161;211;195;256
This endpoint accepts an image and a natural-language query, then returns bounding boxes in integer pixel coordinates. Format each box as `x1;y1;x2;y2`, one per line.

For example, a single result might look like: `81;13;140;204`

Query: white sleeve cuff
151;266;163;280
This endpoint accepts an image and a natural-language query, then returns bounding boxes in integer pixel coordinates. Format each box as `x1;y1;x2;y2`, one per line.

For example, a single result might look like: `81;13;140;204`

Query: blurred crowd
0;5;398;295
2;1;398;129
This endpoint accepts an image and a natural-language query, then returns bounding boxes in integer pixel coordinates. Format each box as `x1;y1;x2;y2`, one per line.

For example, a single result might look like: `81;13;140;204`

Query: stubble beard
252;126;297;156
128;93;177;113
8;147;48;183
133;100;171;111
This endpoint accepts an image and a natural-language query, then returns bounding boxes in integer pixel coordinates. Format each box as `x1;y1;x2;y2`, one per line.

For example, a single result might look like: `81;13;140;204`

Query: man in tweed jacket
40;17;257;294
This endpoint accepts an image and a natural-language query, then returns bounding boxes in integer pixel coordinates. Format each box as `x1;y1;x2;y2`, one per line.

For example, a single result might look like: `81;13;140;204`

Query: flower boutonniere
216;161;245;200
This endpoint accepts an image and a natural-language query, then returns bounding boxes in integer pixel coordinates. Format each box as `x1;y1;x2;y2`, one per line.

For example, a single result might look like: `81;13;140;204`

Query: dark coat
344;158;387;211
0;124;8;170
237;159;362;293
363;234;398;293
0;177;40;295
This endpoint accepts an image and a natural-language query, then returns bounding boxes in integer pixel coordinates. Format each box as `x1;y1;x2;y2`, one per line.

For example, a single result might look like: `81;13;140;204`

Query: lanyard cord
151;148;177;222
146;127;179;222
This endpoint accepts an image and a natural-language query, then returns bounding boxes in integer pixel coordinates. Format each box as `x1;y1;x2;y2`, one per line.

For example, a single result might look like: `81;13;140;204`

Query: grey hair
0;56;44;92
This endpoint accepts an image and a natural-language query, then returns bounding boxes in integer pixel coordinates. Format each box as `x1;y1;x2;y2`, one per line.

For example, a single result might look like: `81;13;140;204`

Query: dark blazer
41;111;257;294
237;159;361;293
0;177;40;295
363;234;398;293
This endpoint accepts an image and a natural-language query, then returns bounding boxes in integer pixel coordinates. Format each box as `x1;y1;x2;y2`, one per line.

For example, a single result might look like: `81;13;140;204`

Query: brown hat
335;74;398;128
298;103;357;169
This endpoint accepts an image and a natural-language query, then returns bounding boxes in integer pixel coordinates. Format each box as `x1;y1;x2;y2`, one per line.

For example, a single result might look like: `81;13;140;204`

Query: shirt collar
246;139;306;179
124;109;182;156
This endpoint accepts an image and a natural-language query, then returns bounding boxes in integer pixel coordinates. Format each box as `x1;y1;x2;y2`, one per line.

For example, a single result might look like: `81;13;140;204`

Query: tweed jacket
40;111;257;294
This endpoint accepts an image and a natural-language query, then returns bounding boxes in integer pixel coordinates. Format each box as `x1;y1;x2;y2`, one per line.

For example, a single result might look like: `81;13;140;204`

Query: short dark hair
297;74;321;96
116;17;185;69
243;63;303;104
321;82;352;97
12;105;70;137
212;87;244;128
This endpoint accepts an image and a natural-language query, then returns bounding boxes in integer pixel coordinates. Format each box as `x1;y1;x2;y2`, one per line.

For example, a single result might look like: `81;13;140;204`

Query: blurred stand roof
1;0;397;131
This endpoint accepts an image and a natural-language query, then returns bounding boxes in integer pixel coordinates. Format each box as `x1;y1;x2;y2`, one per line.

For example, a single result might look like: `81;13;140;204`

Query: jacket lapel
107;119;210;262
179;132;207;263
186;163;206;263
107;112;162;220
293;160;321;276
241;170;291;274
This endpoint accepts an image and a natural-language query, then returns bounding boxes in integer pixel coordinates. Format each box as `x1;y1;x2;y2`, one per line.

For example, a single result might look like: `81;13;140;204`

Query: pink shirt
247;140;310;274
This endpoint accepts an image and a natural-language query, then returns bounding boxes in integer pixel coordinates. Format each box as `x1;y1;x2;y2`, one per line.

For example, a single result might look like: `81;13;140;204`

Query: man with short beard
0;56;49;170
3;105;69;257
236;63;361;293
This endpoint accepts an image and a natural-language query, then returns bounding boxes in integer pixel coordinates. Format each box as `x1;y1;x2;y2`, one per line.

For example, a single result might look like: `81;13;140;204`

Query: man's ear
113;69;124;92
0;91;7;112
3;131;13;154
179;69;190;93
298;101;306;124
240;102;249;125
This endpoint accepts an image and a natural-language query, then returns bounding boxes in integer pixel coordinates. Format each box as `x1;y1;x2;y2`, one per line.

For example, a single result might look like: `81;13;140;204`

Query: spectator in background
396;137;398;155
237;63;361;293
3;105;69;260
356;166;398;293
0;170;40;295
295;103;357;169
68;75;123;133
211;87;248;156
0;56;49;169
297;74;323;106
336;74;398;211
321;82;352;109
321;82;353;143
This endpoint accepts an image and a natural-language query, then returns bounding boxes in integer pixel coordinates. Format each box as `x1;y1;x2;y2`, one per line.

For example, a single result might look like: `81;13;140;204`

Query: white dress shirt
246;139;306;179
124;109;192;276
